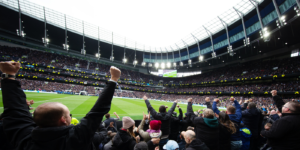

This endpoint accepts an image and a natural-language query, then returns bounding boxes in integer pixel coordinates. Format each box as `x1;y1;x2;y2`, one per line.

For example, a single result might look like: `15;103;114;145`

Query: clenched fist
110;66;121;82
230;97;235;102
0;61;20;76
187;98;192;102
143;95;148;101
214;98;219;103
271;90;277;96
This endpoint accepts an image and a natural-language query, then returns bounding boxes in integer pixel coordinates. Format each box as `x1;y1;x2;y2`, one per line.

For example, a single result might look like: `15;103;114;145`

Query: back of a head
248;102;256;109
33;102;66;128
185;130;196;141
288;102;300;113
105;113;110;119
159;105;166;113
227;105;236;114
203;109;214;119
134;141;148;150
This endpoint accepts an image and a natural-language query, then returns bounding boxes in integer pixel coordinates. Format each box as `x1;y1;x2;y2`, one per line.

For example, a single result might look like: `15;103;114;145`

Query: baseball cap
163;140;179;150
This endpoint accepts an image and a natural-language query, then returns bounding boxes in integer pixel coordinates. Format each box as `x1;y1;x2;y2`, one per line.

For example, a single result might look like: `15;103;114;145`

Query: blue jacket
240;127;251;150
212;100;242;141
270;114;280;121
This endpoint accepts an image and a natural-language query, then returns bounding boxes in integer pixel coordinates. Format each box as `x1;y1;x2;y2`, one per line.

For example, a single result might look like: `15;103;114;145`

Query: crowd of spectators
1;62;300;150
1;46;300;86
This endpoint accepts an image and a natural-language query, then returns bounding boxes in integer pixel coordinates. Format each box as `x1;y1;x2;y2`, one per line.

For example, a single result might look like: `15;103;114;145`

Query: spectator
134;141;148;150
213;97;242;150
186;98;219;150
181;130;209;150
103;112;120;131
241;102;262;150
269;110;280;121
163;140;179;150
138;112;162;142
260;90;300;150
103;132;117;150
0;62;121;150
112;116;137;150
143;95;177;150
169;105;183;141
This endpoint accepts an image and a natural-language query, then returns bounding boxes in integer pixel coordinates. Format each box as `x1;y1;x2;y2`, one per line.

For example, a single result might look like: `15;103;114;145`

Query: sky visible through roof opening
28;0;244;51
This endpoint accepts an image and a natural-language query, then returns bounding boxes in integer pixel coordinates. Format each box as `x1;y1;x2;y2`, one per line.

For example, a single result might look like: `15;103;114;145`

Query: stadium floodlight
173;62;177;67
110;56;114;61
180;62;183;66
133;60;138;66
16;29;26;37
81;49;86;55
63;44;69;50
295;6;300;16
167;62;171;68
161;63;165;69
243;37;250;46
141;62;146;66
199;55;204;62
122;58;127;63
95;53;101;58
280;16;287;25
155;62;159;68
148;63;153;67
260;28;270;42
188;59;192;65
211;52;217;58
227;45;234;56
42;38;50;46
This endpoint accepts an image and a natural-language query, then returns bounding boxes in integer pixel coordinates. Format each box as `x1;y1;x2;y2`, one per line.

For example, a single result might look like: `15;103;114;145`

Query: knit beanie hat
150;120;161;130
122;116;135;129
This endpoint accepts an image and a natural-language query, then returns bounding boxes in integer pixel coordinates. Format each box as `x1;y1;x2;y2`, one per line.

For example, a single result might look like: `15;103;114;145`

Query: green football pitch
0;92;206;121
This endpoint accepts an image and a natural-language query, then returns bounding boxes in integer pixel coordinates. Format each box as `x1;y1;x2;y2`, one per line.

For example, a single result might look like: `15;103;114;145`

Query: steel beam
233;7;247;39
249;0;264;31
218;16;231;47
181;39;190;59
175;44;182;62
203;26;215;52
97;27;100;58
17;0;22;36
272;0;283;26
64;14;68;50
170;46;175;62
296;0;300;8
191;33;201;57
43;7;47;47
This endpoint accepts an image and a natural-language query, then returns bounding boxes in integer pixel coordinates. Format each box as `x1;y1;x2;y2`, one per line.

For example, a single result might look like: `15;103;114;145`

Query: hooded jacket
241;107;261;137
185;139;210;150
1;79;116;150
260;96;300;150
145;100;177;136
187;102;219;150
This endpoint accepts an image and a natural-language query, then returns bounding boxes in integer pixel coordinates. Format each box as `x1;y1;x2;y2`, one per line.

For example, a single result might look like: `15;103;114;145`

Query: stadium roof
2;0;263;52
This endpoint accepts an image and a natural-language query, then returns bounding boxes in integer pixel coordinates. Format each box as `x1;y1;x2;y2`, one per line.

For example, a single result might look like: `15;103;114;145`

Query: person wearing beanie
138;113;162;142
143;95;178;150
112;116;137;150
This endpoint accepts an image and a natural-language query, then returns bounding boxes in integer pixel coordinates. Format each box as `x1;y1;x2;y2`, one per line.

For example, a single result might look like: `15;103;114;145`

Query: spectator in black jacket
0;62;121;150
186;98;219;150
260;90;300;150
143;95;177;150
181;130;209;150
241;102;262;150
169;105;183;141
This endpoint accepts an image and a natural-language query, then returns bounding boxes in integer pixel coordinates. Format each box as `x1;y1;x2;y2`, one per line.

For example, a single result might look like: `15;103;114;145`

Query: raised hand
0;61;20;76
136;135;140;143
214;98;219;103
239;100;243;104
187;98;192;103
215;113;219;118
109;122;114;127
177;105;180;109
174;100;178;103
271;90;277;96
110;66;121;82
143;95;148;101
230;97;235;102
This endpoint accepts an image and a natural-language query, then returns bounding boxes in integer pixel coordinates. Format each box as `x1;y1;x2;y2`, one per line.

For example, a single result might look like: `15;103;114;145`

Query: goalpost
79;91;88;96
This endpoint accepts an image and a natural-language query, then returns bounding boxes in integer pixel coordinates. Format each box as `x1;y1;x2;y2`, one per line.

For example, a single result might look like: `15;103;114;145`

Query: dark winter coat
241;107;261;137
261;96;300;150
187;102;219;150
145;100;177;136
185;139;210;150
1;79;116;150
112;130;136;150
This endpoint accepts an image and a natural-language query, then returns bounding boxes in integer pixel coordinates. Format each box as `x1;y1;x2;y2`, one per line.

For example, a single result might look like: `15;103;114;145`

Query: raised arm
167;100;178;115
0;62;36;147
271;90;285;113
144;95;159;119
205;97;212;109
212;98;220;114
73;66;120;144
178;105;183;120
113;112;120;120
186;98;201;125
232;98;242;120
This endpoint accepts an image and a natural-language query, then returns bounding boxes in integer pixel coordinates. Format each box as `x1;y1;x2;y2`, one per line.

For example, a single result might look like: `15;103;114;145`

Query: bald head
184;130;196;144
34;102;70;127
